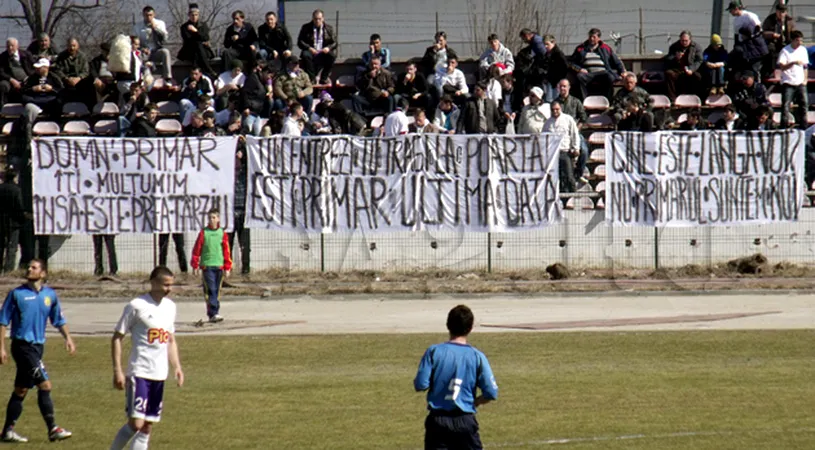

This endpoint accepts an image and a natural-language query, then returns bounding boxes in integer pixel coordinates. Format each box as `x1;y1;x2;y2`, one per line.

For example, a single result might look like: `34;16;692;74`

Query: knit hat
710;34;722;46
320;91;334;103
529;86;544;99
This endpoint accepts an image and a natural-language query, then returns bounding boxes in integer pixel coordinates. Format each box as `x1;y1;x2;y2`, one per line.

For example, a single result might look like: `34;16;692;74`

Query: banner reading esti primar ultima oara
32;136;238;234
245;134;563;232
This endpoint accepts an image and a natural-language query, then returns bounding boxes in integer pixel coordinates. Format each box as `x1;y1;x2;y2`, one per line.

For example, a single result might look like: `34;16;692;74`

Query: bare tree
166;0;263;55
50;0;133;50
0;0;108;38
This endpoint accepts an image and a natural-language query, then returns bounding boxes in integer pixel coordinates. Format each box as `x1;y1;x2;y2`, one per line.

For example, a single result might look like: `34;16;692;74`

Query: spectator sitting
663;31;704;101
26;33;56;62
282;102;304;136
421;31;457;78
128;102;159;137
568;28;625;99
182;95;214;127
540;35;569;102
88;42;117;107
748;105;776;130
433;56;468;106
118;82;149;136
178;3;217;79
715;104;746;130
52;37;90;104
609;72;651;124
544;100;580;193
352;56;396;116
478;34;514;79
679;109;707;130
457;81;500;134
518;87;549;134
383;107;409;137
240;61;269;135
518;28;547;93
274;55;313;115
730;70;768;121
199;110;225;136
257;11;292;66
262;66;284;112
22;58;62;115
409;108;439;133
296;9;338;84
180;66;215;124
498;74;517;132
616;97;654;132
762;4;795;80
216;93;240;127
702;34;728;96
396;61;430;113
0;37;35;109
362;34;391;70
432;95;460;134
221;109;244;135
184;110;205;136
215;59;246;109
313;92;367;135
222;10;258;73
133;6;173;83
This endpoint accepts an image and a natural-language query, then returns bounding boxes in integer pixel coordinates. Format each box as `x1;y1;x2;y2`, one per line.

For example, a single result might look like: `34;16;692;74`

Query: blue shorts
125;376;165;422
11;340;48;388
425;410;482;450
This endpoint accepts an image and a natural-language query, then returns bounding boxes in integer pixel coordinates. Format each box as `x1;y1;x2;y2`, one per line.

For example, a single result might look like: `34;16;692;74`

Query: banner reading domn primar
245;134;563;232
32;136;238;234
605;130;805;227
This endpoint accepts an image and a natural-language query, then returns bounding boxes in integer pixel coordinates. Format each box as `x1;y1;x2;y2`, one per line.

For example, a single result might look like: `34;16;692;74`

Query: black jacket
297;22;338;56
128;117;157;137
617;110;655;132
457;97;501;134
541;45;569;87
0;182;26;228
258;23;292;55
240;71;267;114
714;117;747;131
420;45;457;77
223;23;258;55
178;20;215;61
395;72;428;97
0;49;35;82
663;40;704;72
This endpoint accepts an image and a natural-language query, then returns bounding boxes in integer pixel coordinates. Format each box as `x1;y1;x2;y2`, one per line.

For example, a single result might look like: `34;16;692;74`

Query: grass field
1;331;813;449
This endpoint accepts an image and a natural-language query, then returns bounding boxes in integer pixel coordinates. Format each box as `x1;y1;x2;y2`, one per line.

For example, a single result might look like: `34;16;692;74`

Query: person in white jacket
432;95;460;134
543;100;580;192
282;103;304;136
479;34;515;79
133;6;173;82
383;108;409;136
518;87;550;134
434;56;468;102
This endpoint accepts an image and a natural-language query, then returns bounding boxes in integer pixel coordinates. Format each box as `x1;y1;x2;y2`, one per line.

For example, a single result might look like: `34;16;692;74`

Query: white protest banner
245;134;563;232
32;136;238;234
605;130;805;227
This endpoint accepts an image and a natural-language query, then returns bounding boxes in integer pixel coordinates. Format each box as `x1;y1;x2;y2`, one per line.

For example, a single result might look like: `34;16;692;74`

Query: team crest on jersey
43;296;51;307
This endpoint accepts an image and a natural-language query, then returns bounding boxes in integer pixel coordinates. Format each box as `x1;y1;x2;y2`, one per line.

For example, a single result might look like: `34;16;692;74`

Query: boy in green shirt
191;209;232;322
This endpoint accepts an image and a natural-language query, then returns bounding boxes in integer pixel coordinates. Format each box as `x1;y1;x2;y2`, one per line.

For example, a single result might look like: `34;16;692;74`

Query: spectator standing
352;56;396;116
555;79;589;184
540;35;569;102
275;56;313;114
728;1;766;77
518;28;547;91
362;34;391;69
257;11;292;66
778;30;808;129
702;34;729;95
178;3;217;79
763;4;795;79
421;31;457;79
663;31;704;101
191;209;231;323
569;28;625;100
297;9;337;84
0;168;25;273
52;38;89;105
457;81;500;134
133;6;173;83
26;34;56;63
222;10;258;73
543;100;580;193
92;235;118;276
518;87;549;134
485;65;505;107
230;141;250;274
478;34;514;79
0;38;34;109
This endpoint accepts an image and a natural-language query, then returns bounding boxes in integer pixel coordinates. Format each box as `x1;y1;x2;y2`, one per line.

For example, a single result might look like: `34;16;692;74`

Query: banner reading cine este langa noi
32;136;238;234
245;134;563;233
605;130;806;227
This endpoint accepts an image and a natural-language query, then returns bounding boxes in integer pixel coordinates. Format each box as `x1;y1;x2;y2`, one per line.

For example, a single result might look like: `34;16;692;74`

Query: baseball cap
529;86;544;99
33;58;50;68
727;1;743;11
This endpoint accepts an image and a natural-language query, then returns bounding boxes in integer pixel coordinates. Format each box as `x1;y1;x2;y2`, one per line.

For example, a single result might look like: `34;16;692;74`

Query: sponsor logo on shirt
147;328;170;344
44;296;51;307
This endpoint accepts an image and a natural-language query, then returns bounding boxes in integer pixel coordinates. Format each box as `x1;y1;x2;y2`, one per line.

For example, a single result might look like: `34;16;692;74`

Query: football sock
129;431;150;450
3;393;25;433
110;423;137;450
37;390;56;431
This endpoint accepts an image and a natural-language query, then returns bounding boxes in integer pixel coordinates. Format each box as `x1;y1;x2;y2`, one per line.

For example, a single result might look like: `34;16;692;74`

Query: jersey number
134;397;147;412
444;378;463;401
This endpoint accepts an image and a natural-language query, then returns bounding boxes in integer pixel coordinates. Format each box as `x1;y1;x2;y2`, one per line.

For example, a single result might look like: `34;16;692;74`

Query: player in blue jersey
414;304;498;450
0;259;76;443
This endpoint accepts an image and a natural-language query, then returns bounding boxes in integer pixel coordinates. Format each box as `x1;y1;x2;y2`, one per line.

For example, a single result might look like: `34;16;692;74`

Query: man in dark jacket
26;33;57;63
88;42;117;107
222;10;258;72
128;103;159;137
258;11;292;66
457;81;501;134
352;56;395;116
22;58;62;116
396;61;430;111
52;37;90;104
297;9;337;84
0;167;26;272
178;3;217;78
569;28;625;100
541;35;569;102
420;31;457;78
617;98;654;132
663;31;704;100
730;70;768;122
762;3;794;79
0;38;35;109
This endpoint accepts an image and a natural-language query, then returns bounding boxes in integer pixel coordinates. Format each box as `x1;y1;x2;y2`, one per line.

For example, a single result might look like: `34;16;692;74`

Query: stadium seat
589;149;605;163
93;119;118;135
764;69;781;84
0;103;24;117
586;113;613;128
595;197;605;209
583;96;610;112
155;118;182;134
32;121;60;136
674;95;701;108
705;94;732;108
588;132;607;146
62;102;90;117
593;164;606;178
808;111;815;125
676;113;688;124
157;101;180;115
565;196;595;210
595;181;606;193
650;95;671;109
63;120;91;135
772;111;794;125
370;116;384;129
1;122;12;135
93;102;120;115
769;93;782;108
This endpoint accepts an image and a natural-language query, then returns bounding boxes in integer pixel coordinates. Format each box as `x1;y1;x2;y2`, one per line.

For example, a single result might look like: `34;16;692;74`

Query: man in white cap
518;86;550;134
22;58;62;115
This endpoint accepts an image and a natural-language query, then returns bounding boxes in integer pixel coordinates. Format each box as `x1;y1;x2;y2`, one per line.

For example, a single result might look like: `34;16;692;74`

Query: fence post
536;11;540;33
653;226;660;270
335;10;340;59
435;11;439;35
320;233;326;272
639;8;645;54
152;234;157;268
487;232;492;273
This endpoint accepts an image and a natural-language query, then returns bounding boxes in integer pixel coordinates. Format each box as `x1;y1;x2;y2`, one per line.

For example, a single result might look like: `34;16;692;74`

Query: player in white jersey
109;266;184;450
